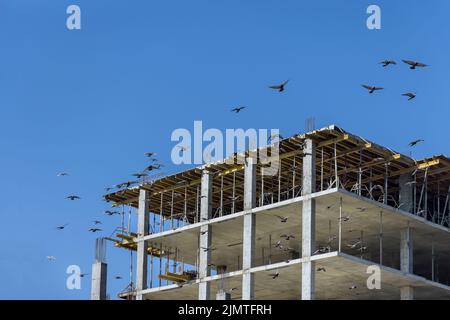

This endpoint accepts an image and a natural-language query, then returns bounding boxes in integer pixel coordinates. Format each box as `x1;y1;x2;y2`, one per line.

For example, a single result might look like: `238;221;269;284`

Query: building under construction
92;125;450;300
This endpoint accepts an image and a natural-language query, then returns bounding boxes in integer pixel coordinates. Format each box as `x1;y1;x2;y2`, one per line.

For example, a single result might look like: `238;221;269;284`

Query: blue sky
0;0;448;299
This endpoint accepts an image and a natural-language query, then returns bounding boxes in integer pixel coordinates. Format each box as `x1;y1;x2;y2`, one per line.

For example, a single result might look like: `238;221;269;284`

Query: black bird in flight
88;228;102;233
402;60;428;70
93;220;102;225
114;276;123;280
116;181;137;189
317;267;326;272
132;172;148;179
231;106;246;113
275;215;288;223
105;210;120;216
56;223;69;230
57;172;69;177
66;195;81;200
269;80;289;92
409;139;424;147
362;85;384;94
80;273;89;278
144;164;162;172
269;272;280;279
380;60;396;67
280;234;295;240
402;92;416;100
144;152;156;158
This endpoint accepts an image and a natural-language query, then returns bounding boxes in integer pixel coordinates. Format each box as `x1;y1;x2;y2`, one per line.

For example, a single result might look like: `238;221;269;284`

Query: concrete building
98;125;450;300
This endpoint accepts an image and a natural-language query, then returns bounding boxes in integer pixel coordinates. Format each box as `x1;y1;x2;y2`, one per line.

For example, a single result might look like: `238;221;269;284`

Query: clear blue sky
0;0;448;299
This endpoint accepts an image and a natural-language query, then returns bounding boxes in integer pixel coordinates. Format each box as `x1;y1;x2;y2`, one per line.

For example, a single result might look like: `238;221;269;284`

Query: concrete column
399;174;413;213
136;189;149;300
301;139;316;300
198;170;213;300
242;157;256;300
91;262;107;300
400;226;414;300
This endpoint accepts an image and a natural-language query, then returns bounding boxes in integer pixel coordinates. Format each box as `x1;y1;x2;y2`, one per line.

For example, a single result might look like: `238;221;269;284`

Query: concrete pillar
91;261;107;300
242;157;256;300
136;189;149;300
400;226;414;300
399;174;413;213
216;290;231;300
301;139;316;300
198;170;213;300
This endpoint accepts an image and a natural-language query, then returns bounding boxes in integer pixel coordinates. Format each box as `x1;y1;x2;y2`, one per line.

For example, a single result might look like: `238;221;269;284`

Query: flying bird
402;92;416;100
269;80;289;92
201;246;216;252
349;285;357;290
231;106;246;113
338;216;350;222
313;246;330;255
46;256;56;261
88;228;102;233
56;223;69;230
402;60;428;70
362;85;384;94
144;164;163;172
105;210;120;216
80;273;89;278
317;267;326;272
93;220;102;225
409;139;424;147
144;152;157;158
114;276;122;280
275;215;288;223
380;60;396;67
132;172;148;179
268;272;280;279
66;195;81;200
280;234;295;240
57;172;69;177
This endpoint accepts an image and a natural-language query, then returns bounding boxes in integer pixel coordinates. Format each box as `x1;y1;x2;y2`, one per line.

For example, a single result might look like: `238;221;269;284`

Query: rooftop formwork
99;125;450;300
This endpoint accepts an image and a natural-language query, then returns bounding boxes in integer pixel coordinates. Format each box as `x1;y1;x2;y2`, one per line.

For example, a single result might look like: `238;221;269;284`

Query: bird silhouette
380;60;396;67
402;92;416;100
275;215;288;223
56;223;69;230
269;272;280;279
88;228;102;233
231;106;246;113
402;60;428;69
269;80;289;92
409;139;424;147
362;85;384;94
66;195;81;200
57;172;69;177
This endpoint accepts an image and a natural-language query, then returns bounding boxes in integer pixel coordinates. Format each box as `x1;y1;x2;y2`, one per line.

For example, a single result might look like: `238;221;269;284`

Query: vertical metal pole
384;163;389;204
320;148;324;191
379;211;383;265
339;197;342;252
170;190;174;229
232;172;236;214
160;193;164;232
292;157;296;198
220;176;224;216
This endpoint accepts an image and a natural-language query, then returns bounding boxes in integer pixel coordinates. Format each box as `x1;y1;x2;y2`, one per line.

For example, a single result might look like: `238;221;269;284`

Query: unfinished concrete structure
102;125;450;300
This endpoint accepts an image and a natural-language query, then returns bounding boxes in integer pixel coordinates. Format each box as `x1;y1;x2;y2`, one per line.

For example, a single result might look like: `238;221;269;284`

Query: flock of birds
362;59;428;100
264;202;376;292
45;59;429;296
46;154;165;282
